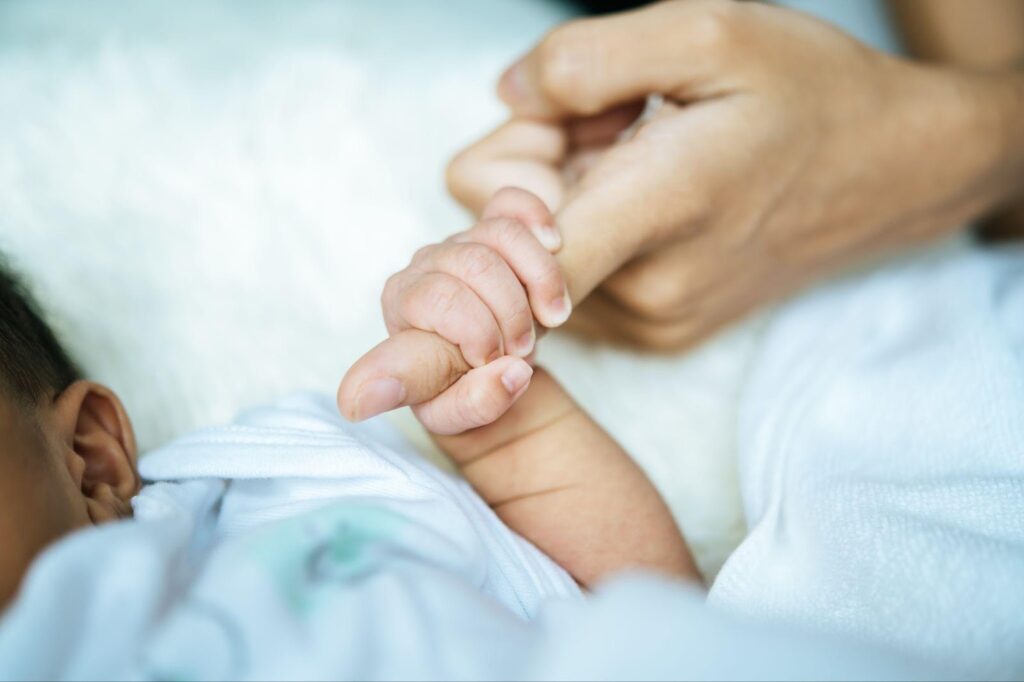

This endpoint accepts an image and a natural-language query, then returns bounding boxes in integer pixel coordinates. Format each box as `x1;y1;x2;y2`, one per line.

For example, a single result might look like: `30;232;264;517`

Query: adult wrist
960;68;1024;216
975;70;1024;239
889;63;1024;240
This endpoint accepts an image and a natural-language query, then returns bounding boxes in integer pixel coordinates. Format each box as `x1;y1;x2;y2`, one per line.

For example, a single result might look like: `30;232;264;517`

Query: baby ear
52;381;140;524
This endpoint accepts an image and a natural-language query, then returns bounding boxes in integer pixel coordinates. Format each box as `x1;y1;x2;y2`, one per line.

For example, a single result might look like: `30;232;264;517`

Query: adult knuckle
537;22;600;114
609;270;684;321
691;0;742;52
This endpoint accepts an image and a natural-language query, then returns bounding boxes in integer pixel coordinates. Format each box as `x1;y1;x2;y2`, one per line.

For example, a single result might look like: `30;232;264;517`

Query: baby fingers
412;355;534;436
403;240;537;359
454;216;570;330
338;328;533;433
382;271;503;368
482;186;562;252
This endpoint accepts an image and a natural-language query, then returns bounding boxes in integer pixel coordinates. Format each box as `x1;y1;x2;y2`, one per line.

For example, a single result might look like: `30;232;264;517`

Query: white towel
709;240;1024;679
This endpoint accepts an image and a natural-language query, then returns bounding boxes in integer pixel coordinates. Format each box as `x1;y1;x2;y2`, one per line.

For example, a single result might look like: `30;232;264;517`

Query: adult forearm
991;71;1024;189
890;0;1024;238
890;0;1024;69
964;69;1024;237
876;64;1024;247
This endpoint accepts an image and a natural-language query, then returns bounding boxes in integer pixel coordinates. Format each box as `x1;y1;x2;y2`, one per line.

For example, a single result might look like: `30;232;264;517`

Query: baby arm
340;187;697;586
436;367;698;586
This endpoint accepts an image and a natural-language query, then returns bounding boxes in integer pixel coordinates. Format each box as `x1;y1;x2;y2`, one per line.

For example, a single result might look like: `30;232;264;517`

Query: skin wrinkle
434;368;698;584
491;484;575;512
451;404;577;467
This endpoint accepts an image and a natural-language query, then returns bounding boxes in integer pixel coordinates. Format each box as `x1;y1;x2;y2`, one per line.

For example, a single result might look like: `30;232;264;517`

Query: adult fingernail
501;361;533;396
513;327;536;358
546;288;572;327
355;378;405;420
530;223;562;253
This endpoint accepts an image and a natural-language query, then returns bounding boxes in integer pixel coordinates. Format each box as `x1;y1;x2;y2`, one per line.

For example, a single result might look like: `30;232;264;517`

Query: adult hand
339;0;1024;433
448;0;1024;350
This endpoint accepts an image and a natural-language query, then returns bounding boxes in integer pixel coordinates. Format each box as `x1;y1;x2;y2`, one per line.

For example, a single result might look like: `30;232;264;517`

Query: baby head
0;260;139;607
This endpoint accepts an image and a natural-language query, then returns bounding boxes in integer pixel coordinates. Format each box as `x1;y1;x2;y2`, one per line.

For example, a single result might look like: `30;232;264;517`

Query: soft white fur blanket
0;0;760;578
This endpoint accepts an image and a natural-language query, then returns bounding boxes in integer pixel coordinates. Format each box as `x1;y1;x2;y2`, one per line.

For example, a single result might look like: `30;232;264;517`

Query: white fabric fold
710;241;1024;679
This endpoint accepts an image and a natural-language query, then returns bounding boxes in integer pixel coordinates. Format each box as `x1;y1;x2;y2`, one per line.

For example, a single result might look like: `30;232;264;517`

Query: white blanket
710;240;1024;679
0;395;930;681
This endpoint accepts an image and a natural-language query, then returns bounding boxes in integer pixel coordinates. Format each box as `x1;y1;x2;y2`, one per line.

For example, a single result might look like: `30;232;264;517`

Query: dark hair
0;257;80;407
572;0;650;14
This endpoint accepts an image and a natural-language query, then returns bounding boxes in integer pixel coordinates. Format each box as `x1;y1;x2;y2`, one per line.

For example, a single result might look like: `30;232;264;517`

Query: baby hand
338;187;571;435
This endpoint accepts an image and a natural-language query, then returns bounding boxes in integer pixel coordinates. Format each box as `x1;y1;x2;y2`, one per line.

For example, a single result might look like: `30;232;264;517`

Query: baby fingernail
547;288;572;327
501;361;533;396
355;378;405;420
530;224;562;253
514;328;536;357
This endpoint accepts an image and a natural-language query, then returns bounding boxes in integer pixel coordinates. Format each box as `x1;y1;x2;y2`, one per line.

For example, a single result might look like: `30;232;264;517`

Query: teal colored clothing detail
244;504;409;616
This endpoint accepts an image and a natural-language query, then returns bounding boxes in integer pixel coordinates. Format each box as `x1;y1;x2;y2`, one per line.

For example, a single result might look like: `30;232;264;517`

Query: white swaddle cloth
138;391;580;617
0;393;579;680
709;240;1024;679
